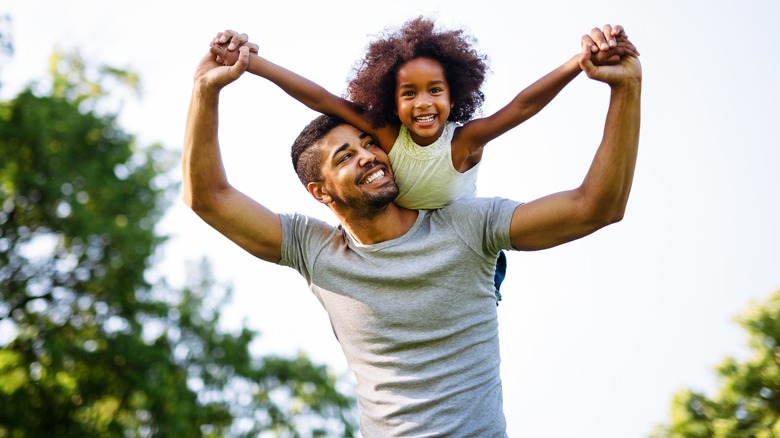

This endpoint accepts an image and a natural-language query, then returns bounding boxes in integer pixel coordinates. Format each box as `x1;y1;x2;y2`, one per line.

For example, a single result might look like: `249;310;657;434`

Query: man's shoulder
280;212;342;239
440;196;519;212
281;211;336;225
431;196;520;226
279;212;345;268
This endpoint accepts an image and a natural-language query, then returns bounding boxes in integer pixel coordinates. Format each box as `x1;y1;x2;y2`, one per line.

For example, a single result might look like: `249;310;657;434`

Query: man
182;27;641;437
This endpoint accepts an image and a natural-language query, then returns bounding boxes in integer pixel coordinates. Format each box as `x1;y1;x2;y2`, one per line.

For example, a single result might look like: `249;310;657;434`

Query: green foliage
0;50;355;436
48;49;140;111
652;291;780;438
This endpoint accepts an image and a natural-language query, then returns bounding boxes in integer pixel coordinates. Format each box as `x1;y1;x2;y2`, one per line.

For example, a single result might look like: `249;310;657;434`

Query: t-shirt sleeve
440;197;520;256
278;213;337;283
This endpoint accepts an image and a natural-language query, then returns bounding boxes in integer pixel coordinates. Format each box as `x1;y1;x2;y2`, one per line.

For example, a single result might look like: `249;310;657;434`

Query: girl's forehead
396;57;447;84
398;57;445;73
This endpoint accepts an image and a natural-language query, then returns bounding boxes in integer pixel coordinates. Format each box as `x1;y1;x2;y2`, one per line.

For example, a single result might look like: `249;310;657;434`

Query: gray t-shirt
279;197;519;437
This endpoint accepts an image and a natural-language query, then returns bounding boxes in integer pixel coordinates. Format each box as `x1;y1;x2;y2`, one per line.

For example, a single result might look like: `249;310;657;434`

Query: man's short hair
291;115;346;186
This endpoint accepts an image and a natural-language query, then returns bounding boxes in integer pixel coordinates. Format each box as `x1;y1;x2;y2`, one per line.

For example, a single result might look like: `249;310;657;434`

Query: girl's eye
401;91;415;97
431;87;443;94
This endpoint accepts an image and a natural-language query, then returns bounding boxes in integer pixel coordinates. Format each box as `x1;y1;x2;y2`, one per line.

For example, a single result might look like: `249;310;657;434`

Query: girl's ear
307;182;332;205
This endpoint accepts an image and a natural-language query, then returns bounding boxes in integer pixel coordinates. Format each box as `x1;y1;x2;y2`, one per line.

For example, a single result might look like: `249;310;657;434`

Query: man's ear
307;182;332;205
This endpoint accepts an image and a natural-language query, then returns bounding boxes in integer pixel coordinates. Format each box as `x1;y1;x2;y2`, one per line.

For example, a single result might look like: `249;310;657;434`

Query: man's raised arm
182;45;283;263
509;27;642;251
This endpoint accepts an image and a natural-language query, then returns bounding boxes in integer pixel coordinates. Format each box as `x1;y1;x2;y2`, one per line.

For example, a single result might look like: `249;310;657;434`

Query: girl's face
394;57;453;146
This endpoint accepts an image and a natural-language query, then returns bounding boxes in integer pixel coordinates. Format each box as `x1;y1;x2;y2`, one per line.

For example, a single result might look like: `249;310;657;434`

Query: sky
2;0;779;436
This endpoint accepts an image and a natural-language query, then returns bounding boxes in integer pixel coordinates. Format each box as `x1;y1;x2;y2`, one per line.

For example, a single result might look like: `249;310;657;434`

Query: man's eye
364;141;377;149
339;153;351;163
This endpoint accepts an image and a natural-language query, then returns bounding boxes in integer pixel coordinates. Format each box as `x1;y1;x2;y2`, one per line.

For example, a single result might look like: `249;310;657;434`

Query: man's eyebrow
330;133;370;161
332;143;349;159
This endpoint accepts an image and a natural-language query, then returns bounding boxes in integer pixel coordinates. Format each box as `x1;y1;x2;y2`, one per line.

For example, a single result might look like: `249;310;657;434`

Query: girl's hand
579;39;642;87
583;25;640;66
209;29;259;66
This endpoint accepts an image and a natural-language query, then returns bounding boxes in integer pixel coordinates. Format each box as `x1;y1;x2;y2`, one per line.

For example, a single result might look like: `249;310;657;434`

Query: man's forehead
318;124;370;163
310;124;367;172
322;124;365;148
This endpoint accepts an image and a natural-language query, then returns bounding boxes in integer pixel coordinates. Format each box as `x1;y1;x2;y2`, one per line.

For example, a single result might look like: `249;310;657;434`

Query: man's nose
357;148;377;167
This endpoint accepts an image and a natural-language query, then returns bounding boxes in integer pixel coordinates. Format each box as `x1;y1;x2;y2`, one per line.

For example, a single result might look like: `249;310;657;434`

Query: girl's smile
395;57;453;146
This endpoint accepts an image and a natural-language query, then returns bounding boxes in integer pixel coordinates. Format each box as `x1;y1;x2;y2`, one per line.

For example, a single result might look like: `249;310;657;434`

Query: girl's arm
453;26;637;163
210;30;399;152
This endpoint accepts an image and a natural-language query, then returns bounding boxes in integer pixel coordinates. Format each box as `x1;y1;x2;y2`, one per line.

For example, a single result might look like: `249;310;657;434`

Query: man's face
315;124;398;211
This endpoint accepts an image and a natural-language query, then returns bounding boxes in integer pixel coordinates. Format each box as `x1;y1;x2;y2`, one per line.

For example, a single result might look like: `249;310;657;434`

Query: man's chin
364;186;399;209
365;194;397;209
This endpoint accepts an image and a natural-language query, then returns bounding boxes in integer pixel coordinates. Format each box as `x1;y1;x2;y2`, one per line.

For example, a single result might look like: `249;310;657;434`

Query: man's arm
455;25;638;160
509;34;642;251
209;30;399;151
182;45;283;263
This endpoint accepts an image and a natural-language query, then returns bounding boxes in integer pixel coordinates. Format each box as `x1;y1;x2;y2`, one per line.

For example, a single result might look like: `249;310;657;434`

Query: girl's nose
415;95;432;108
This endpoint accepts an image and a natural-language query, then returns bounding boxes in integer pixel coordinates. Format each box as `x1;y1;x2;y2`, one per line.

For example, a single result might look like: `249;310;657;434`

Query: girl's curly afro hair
347;17;490;129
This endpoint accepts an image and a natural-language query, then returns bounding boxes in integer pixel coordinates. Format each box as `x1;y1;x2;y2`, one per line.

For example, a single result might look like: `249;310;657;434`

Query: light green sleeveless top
388;122;479;209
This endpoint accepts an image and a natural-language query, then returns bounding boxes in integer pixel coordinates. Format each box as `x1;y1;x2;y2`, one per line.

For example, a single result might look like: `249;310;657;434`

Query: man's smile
360;167;386;185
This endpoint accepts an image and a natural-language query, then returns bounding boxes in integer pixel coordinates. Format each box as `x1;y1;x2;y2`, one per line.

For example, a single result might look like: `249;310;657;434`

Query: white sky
2;0;779;436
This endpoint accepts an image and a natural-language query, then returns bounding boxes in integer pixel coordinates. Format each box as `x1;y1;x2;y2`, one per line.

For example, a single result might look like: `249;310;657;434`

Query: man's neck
336;203;419;245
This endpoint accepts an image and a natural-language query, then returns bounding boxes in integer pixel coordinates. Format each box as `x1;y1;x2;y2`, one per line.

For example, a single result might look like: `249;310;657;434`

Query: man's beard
364;181;399;209
330;180;399;213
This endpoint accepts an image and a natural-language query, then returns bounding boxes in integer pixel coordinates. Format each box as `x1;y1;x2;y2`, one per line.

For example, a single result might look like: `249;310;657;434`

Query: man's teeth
415;115;435;123
364;170;384;184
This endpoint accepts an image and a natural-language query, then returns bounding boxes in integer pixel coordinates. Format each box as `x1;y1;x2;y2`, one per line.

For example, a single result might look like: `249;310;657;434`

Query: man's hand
580;25;642;86
210;30;259;66
194;44;251;91
586;25;639;66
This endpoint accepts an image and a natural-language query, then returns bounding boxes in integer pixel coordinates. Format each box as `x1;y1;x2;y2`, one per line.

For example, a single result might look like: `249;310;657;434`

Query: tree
0;43;356;436
652;290;780;438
